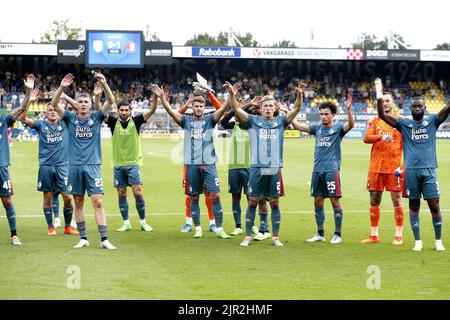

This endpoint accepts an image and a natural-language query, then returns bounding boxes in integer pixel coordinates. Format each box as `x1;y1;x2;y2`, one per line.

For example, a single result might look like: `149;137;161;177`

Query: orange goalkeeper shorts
367;172;402;192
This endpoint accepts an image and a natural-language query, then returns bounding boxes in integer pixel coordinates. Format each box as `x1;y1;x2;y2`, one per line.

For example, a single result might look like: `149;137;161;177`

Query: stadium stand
1;70;449;116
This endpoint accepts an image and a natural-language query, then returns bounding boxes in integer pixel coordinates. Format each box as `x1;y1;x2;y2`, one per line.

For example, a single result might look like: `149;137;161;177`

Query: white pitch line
3;209;450;218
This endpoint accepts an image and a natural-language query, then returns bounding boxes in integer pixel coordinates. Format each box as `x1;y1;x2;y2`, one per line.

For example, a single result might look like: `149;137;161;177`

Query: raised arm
220;110;236;129
291;119;310;133
94;73;115;116
61;92;79;112
377;97;397;127
177;97;193;114
151;84;182;126
206;92;222;111
242;96;262;111
286;81;307;124
375;78;397;128
343;91;355;132
142;94;158;121
437;99;450;126
19;88;40;127
220;98;253;129
276;100;310;133
213;83;239;123
51;73;74;117
50;88;79;113
11;74;35;120
92;82;103;110
223;81;248;124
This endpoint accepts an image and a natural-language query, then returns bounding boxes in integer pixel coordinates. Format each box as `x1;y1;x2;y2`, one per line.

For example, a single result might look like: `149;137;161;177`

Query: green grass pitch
1;137;449;299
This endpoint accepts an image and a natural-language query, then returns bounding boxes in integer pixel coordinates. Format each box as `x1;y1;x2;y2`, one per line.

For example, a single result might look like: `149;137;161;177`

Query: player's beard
194;110;203;118
119;114;129;121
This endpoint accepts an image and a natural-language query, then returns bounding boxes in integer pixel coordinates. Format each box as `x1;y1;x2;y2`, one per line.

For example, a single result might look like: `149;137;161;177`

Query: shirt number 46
2;180;12;191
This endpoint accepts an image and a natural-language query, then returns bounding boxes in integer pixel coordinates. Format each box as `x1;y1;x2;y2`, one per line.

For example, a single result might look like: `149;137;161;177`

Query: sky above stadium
0;0;448;49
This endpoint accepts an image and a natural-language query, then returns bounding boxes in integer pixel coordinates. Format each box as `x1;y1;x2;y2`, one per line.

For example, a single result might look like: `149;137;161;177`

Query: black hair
411;95;425;102
411;96;426;106
117;99;131;109
318;101;337;114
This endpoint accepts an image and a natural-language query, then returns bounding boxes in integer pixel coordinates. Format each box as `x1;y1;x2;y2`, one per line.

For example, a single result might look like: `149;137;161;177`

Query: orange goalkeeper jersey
364;115;402;174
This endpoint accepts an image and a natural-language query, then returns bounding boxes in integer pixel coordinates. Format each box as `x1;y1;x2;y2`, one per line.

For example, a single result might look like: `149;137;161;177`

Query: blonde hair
76;92;91;101
259;95;275;105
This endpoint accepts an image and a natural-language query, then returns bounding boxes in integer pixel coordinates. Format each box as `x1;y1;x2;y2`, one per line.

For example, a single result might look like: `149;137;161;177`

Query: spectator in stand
430;87;436;99
439;79;447;93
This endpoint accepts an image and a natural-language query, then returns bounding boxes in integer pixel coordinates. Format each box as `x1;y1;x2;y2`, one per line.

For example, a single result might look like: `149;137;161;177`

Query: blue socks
270;201;281;237
245;199;258;236
43;205;53;228
98;225;108;241
135;196;146;220
314;206;325;237
212;196;223;228
52;193;60;218
76;221;109;241
5;205;17;234
232;199;241;227
431;209;442;240
409;209;420;241
190;197;201;226
77;221;87;239
333;206;343;236
259;209;269;233
406;208;441;241
119;195;147;222
118;196;129;221
63;206;73;228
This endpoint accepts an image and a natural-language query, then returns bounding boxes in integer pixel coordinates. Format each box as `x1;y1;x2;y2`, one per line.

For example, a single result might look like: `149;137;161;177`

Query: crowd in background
1;70;449;133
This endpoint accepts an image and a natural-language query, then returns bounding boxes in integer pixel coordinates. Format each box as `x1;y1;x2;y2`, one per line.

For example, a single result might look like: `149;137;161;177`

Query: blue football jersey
34;119;68;165
0;114;14;167
64;111;105;165
247;114;288;168
181;113;218;165
395;115;439;169
309;122;347;172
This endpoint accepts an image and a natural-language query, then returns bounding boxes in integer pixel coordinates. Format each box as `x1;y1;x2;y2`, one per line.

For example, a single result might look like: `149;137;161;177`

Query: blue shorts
185;164;220;195
228;168;250;194
0;166;13;197
310;170;342;198
248;167;282;198
37;165;69;193
114;165;142;188
404;168;440;200
68;164;104;196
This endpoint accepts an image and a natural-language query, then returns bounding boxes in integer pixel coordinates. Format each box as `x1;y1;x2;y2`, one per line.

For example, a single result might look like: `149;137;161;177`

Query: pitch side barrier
1;43;450;81
2;42;450;62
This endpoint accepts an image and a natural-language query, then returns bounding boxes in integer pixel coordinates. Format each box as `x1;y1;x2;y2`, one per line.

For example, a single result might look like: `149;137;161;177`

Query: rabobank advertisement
86;30;143;67
192;47;241;58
